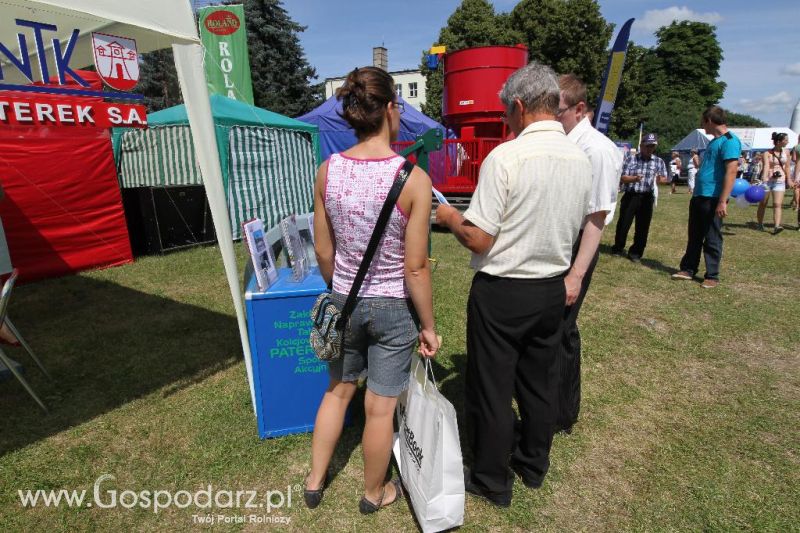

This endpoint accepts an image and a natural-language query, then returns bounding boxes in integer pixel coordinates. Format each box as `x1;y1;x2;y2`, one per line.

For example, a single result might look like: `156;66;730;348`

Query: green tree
649;20;725;106
136;0;321;116
611;21;729;145
137;49;182;112
641;96;705;150
420;0;522;121
608;43;650;141
510;0;613;105
726;111;768;127
240;0;322;117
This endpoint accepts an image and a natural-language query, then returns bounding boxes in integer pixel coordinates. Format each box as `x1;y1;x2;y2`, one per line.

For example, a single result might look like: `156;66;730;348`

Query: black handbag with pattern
309;160;414;361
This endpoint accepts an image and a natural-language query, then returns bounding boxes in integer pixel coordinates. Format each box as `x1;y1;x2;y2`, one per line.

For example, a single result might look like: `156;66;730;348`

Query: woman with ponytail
304;67;439;514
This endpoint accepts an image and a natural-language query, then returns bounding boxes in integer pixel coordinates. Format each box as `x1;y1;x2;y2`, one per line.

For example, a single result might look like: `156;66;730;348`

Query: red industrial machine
395;44;528;197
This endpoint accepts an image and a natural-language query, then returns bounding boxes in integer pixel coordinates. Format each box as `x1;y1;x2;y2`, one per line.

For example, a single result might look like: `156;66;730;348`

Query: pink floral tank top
325;153;409;298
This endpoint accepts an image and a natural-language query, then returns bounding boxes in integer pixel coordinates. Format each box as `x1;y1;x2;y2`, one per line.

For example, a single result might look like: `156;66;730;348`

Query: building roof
325;68;421;82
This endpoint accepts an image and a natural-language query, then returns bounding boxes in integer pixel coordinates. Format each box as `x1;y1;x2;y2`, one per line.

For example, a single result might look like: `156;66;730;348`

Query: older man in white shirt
553;74;623;434
436;62;592;507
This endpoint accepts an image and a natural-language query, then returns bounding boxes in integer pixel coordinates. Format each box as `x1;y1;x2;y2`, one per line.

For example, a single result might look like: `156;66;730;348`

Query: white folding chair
0;269;49;413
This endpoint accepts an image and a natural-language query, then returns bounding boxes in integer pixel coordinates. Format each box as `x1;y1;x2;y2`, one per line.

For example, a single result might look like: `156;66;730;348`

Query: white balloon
736;195;749;208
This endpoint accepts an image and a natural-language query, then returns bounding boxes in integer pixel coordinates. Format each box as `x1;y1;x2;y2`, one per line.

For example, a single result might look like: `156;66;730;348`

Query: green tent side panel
118;128;161;188
228;126;316;239
118;126;201;188
215;123;231;192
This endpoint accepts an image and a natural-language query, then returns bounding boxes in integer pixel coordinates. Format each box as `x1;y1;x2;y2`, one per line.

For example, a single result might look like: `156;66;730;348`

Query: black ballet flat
303;471;328;509
358;478;403;514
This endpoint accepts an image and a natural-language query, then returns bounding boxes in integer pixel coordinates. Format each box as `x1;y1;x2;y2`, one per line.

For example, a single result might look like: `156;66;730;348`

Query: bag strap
338;159;414;326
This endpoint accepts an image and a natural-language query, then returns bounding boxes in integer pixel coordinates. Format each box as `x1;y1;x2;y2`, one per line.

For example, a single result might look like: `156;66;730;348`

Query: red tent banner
0;94;147;128
0;126;133;282
0;69;135;282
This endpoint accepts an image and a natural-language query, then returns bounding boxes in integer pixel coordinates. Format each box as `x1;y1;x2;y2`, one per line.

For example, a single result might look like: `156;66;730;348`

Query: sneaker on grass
701;279;719;289
671;271;693;280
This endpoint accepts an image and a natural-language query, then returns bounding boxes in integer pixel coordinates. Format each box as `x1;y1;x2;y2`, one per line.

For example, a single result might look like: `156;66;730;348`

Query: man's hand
435;204;458;228
564;270;582;307
716;199;728;218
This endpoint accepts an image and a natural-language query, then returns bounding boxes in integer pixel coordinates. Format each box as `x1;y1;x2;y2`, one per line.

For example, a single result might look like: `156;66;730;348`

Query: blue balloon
731;178;750;198
744;185;766;203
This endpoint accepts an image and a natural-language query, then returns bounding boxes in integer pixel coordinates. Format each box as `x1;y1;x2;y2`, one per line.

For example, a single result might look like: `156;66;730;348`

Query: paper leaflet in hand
432;187;449;205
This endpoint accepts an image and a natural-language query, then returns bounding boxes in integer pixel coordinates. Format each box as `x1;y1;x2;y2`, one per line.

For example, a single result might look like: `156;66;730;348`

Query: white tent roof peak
6;0;200;42
1;0;200;84
2;0;260;413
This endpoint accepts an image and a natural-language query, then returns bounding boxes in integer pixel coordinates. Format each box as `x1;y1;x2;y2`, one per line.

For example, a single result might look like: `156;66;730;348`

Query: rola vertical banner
198;5;254;104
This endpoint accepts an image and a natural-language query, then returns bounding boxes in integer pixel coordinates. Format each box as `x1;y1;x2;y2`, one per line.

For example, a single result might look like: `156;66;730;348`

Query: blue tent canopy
297;95;451;161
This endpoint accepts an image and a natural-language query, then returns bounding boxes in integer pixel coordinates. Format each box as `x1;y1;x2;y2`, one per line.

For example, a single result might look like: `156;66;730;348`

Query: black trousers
556;231;600;432
679;196;723;280
612;191;654;257
466;272;566;496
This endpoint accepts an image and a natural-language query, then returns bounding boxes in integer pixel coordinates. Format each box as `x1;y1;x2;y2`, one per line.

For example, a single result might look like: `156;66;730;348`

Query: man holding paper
436;62;592;506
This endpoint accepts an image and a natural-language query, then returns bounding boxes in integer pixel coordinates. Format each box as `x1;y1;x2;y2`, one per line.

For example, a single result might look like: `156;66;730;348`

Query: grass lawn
1;185;798;531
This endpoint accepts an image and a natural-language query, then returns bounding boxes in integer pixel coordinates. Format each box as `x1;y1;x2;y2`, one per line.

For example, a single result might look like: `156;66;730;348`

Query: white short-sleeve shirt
463;120;592;279
566;117;624;226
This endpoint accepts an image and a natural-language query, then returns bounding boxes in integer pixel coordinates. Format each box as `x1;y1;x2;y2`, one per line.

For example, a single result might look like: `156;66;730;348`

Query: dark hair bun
335;67;395;140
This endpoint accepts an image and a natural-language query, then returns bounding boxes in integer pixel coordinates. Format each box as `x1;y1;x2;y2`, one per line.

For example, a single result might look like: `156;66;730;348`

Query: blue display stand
245;267;330;438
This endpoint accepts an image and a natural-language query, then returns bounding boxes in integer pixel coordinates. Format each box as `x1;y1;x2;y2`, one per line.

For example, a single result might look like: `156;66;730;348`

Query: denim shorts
327;292;419;397
763;180;786;192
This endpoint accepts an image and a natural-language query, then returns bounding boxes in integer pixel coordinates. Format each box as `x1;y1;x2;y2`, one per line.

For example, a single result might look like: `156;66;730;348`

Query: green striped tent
118;126;201;188
115;95;319;239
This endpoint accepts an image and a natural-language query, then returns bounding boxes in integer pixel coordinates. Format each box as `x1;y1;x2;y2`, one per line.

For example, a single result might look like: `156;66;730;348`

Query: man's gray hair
499;61;560;115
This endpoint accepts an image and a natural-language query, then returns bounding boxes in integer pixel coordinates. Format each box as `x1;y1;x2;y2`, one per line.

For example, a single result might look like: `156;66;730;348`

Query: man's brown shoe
671;271;693;280
701;279;719;289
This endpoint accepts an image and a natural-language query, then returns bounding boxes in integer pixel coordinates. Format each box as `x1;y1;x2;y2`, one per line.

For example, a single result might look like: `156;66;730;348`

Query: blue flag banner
593;18;634;135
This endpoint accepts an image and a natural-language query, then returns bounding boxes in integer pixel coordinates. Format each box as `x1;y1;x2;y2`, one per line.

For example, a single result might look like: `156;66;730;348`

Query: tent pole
172;42;257;414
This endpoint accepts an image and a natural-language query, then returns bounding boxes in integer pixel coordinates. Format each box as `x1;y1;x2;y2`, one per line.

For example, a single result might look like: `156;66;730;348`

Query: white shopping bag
393;356;464;533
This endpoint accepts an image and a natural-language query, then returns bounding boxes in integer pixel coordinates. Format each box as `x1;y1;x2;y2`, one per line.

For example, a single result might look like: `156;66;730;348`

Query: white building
324;47;427;111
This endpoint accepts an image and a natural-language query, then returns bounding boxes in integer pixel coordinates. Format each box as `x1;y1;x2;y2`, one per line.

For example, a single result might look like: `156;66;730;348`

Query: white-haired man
436;62;592;507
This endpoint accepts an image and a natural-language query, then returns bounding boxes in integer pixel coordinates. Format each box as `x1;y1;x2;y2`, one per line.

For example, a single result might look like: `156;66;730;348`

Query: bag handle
415;355;438;392
337;159;414;328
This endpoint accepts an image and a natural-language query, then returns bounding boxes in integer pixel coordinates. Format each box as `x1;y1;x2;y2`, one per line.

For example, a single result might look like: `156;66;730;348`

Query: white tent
728;127;797;151
1;1;257;410
672;128;797;152
675;128;796;153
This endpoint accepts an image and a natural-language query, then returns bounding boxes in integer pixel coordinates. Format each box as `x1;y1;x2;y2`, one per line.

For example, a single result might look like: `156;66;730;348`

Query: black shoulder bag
310;160;414;361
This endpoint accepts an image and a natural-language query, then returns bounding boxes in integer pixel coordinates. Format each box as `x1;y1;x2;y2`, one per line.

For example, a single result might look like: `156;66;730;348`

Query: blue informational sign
245;267;336;438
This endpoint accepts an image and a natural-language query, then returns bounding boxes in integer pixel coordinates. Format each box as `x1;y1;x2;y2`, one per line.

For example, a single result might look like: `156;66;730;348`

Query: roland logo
398;403;424;471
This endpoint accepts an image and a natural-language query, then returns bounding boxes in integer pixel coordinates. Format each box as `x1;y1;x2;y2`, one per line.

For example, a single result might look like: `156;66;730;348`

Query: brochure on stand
280;214;310;282
304;213;315;245
243;218;278;292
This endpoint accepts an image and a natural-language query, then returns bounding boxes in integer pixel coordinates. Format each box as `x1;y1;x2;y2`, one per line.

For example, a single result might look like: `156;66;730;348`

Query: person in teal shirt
672;106;740;288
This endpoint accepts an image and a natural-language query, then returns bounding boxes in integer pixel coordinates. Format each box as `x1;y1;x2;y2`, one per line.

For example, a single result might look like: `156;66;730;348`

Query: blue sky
200;1;800;127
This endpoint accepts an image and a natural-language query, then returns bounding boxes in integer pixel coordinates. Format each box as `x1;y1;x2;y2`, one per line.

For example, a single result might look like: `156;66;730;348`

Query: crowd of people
302;61;795;516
